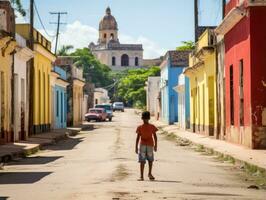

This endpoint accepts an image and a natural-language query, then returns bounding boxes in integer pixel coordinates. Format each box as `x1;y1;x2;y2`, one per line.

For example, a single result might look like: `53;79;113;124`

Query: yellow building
16;24;56;134
184;29;217;136
0;32;16;144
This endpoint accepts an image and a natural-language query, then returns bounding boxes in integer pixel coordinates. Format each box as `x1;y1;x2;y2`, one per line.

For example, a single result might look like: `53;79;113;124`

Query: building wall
185;77;191;129
161;61;184;125
250;7;266;148
0;37;15;144
54;85;67;129
146;77;160;116
224;14;252;147
93;50;143;71
94;88;110;105
14;35;33;141
217;36;226;139
187;30;217;136
73;80;84;126
160;63;169;124
33;47;53;133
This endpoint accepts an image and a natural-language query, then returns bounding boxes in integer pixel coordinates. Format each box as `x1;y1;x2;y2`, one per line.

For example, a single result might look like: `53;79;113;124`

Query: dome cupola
99;7;118;31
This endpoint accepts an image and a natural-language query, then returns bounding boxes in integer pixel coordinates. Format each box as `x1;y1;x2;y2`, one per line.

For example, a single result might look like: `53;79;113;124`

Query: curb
0;132;67;164
157;125;266;179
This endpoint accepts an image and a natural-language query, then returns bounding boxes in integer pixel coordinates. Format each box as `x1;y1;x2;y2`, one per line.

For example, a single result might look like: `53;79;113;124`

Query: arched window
104;33;107;39
110;33;114;40
135;57;139;66
112;56;116;66
121;54;129;66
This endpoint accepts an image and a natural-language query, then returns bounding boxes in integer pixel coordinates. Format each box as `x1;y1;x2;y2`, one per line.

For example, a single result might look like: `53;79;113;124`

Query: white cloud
39;21;165;59
15;11;27;24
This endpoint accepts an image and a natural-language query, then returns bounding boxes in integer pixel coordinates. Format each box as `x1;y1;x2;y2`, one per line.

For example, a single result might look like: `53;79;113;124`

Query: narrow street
0;110;265;200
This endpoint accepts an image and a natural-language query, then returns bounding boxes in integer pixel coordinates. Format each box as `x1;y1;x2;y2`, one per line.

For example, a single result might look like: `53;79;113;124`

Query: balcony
215;5;246;35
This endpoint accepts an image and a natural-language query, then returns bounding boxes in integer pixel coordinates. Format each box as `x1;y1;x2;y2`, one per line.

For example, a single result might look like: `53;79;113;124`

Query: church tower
98;7;119;44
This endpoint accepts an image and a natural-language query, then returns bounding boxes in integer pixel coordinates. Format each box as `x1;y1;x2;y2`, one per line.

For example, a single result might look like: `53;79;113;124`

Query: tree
58;45;74;56
117;66;160;108
176;41;195;51
70;48;113;88
11;0;26;16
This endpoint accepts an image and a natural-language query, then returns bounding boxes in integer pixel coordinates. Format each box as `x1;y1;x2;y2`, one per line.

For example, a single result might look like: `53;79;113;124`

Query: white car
113;102;124;112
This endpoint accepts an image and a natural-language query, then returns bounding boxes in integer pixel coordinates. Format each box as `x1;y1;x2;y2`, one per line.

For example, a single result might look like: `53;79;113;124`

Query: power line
33;2;56;38
50;12;68;55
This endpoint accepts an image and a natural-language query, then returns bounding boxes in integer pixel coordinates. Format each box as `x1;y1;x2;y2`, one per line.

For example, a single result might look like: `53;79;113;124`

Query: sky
17;0;223;59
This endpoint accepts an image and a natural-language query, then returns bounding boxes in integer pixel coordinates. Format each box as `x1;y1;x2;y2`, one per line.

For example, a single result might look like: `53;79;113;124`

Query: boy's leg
148;161;153;175
140;162;145;179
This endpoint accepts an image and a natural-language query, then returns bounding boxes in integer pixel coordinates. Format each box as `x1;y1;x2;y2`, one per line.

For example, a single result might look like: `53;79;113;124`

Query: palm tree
176;41;195;51
11;0;26;16
57;45;74;56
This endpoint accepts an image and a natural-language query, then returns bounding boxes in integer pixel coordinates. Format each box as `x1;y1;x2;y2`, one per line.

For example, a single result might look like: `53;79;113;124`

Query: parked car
113;102;124;112
95;104;113;121
85;108;107;122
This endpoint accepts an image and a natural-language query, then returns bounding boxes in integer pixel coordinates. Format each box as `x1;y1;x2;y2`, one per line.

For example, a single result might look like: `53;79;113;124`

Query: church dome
99;7;118;31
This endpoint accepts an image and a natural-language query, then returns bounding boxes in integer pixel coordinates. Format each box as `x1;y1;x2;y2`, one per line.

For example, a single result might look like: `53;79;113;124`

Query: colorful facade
51;66;68;129
184;29;217;136
54;57;85;127
160;51;190;125
0;1;16;144
13;34;33;141
16;24;56;134
216;0;266;149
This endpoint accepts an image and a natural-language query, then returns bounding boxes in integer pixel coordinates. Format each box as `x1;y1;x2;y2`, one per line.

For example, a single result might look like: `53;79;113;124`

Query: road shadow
8;156;63;166
0;172;52;184
44;137;85;151
0;197;9;200
152;180;182;183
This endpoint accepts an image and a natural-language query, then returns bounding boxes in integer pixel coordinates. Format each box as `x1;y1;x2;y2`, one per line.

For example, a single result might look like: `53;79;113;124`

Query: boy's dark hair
142;111;150;120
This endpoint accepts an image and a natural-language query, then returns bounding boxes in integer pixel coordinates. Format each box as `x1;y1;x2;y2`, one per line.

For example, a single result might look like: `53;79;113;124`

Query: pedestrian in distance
135;111;158;181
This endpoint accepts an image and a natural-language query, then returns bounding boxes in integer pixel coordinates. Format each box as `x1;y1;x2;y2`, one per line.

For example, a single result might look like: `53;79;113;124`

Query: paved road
0;109;265;200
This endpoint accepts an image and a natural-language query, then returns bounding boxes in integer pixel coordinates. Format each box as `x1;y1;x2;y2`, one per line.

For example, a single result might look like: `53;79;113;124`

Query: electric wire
33;2;56;38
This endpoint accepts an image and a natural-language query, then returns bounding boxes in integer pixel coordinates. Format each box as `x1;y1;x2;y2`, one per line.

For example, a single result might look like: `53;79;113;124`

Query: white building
94;88;110;105
173;71;190;130
14;34;33;141
89;7;143;71
146;77;161;117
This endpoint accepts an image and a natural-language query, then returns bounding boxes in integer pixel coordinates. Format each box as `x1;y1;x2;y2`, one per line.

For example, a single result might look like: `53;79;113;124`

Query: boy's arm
153;133;158;152
135;134;140;154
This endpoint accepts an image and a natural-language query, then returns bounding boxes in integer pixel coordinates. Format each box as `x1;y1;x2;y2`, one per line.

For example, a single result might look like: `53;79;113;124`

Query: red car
85;108;107;122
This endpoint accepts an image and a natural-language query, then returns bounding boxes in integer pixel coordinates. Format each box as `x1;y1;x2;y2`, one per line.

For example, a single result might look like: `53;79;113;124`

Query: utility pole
222;0;226;19
194;0;199;42
28;0;34;136
50;12;67;55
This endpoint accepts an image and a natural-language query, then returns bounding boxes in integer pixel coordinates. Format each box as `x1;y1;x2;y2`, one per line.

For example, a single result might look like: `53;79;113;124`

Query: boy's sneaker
148;174;155;181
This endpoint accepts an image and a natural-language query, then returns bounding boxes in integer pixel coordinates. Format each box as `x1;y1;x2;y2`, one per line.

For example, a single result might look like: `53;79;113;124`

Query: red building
216;0;266;149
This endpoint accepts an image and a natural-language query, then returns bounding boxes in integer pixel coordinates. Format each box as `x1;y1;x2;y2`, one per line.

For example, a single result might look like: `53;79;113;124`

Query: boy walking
135;111;158;181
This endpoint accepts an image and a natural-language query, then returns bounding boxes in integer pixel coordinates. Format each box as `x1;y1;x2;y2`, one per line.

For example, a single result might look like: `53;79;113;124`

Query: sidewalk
0;124;94;163
0;129;67;163
153;120;266;172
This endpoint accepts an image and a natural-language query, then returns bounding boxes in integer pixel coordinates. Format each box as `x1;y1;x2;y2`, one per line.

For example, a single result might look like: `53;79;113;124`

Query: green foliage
11;0;26;16
58;45;74;56
117;66;160;108
176;41;195;51
70;48;113;88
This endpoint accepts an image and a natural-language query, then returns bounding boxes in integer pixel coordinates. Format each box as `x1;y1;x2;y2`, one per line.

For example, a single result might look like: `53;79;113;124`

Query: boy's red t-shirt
136;123;158;146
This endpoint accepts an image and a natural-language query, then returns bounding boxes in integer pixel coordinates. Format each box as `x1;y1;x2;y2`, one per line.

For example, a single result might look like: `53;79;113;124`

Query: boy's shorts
138;145;154;163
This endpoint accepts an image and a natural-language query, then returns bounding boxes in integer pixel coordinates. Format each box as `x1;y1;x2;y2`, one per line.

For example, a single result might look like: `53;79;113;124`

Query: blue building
160;51;190;124
51;66;69;129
